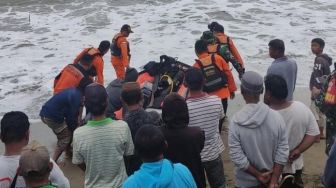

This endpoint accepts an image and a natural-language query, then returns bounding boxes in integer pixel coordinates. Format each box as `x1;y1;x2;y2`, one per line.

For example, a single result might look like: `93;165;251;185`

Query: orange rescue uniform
214;32;244;69
193;53;237;99
73;48;104;85
111;33;130;79
53;64;92;94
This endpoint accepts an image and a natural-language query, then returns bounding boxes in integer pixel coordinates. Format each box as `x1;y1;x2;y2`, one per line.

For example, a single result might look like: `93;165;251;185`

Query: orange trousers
111;56;126;79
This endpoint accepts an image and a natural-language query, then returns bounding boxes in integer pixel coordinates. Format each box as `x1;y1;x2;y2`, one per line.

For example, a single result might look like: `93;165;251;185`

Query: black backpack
196;54;228;93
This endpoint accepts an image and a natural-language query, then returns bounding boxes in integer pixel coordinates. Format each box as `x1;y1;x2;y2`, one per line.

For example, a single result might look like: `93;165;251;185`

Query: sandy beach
0;87;327;188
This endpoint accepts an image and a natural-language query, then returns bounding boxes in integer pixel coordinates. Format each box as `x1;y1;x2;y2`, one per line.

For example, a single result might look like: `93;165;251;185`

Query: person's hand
311;86;321;99
257;171;272;185
230;92;235;99
268;182;279;188
289;149;301;163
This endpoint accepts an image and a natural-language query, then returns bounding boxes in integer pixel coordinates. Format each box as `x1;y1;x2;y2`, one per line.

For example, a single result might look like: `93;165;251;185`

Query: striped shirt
72;118;134;188
187;95;225;162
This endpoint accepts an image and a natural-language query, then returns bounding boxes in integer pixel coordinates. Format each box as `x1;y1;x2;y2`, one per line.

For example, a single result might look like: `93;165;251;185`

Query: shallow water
0;0;335;118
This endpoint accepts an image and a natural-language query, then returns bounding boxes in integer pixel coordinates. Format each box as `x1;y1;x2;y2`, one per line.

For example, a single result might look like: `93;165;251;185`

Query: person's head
124;68;139;82
121;82;143;107
18;141;53;187
1;111;30;146
84;83;108;116
98;40;111;55
268;39;285;59
240;71;264;103
200;31;216;45
194;39;208;56
264;74;288;105
184;68;204;92
134;125;167;162
79;54;94;70
212;24;224;34
162;93;189;128
208;21;224;33
311;38;325;55
120;24;133;37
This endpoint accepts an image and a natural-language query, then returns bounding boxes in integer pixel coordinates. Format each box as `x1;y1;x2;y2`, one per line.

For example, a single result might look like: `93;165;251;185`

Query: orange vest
54;64;89;94
111;33;130;57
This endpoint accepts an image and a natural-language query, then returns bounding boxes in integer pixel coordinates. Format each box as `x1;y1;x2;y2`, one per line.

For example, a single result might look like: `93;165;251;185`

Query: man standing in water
111;24;133;80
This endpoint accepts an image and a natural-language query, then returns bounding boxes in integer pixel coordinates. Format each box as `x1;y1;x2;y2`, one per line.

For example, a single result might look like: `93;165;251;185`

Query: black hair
208;22;224;32
80;54;94;66
195;40;208;55
162;93;189;128
265;74;288;100
98;40;111;53
121;83;143;106
124;68;139;82
268;39;285;54
185;68;204;91
84;83;108;116
1;111;30;144
134;125;166;160
311;38;325;49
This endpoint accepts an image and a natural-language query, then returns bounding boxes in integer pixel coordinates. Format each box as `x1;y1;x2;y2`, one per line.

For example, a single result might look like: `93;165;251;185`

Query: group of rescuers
52;22;244;119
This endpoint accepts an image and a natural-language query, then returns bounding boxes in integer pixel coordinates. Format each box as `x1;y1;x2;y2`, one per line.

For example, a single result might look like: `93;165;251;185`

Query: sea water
0;0;335;118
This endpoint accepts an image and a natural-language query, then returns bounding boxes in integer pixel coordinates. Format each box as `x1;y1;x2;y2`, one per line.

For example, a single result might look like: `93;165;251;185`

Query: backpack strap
10;172;18;188
227;36;231;53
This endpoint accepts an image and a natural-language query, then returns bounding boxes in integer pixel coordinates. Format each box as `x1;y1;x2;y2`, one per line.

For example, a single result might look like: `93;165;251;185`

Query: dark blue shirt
324;142;336;188
40;88;81;131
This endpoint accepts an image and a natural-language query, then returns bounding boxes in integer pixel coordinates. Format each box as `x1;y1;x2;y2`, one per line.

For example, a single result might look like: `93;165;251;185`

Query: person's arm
48;159;70;188
268;163;283;188
73;49;86;64
290;109;320;162
218;56;237;96
228;38;244;68
94;58;104;85
289;135;316;162
120;40;130;68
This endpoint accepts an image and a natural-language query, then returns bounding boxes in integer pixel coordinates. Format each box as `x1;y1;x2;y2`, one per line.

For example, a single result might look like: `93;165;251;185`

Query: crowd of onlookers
1;22;336;188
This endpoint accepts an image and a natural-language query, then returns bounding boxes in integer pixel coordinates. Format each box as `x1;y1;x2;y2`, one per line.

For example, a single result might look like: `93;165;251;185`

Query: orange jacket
73;48;104;85
54;64;92;94
111;33;130;67
215;32;244;68
193;53;237;99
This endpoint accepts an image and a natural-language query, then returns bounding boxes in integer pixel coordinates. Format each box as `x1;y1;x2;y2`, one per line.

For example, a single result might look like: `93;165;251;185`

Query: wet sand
0;87;327;188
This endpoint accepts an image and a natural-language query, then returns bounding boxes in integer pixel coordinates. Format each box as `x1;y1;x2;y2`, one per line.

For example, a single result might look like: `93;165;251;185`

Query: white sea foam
0;0;335;118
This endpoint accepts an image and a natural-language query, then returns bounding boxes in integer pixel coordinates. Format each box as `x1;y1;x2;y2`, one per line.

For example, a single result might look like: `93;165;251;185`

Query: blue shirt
40;88;81;131
122;159;197;188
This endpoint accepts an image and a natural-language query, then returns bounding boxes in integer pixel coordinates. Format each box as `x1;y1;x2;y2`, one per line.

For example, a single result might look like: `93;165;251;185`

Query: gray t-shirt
267;56;298;101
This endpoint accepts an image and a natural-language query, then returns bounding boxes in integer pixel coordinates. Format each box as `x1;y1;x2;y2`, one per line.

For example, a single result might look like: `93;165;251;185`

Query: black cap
121;24;133;33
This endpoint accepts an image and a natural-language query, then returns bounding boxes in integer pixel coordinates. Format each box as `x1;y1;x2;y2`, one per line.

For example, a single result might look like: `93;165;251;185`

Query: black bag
196;54;228;93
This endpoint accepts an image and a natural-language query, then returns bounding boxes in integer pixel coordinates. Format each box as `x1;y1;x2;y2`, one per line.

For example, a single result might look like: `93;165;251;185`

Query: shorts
310;100;325;128
41;117;71;150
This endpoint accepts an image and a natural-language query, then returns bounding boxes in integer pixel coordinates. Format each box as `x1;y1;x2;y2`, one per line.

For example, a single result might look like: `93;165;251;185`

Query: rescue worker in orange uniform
193;40;237;120
204;22;245;78
111;24;133;80
73;40;110;85
54;54;94;94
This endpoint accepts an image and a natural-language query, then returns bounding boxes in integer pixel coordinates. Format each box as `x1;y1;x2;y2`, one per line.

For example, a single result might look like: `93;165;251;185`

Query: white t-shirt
277;101;320;173
0;155;70;188
187;95;225;162
72;118;134;188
